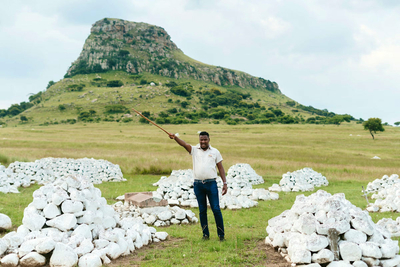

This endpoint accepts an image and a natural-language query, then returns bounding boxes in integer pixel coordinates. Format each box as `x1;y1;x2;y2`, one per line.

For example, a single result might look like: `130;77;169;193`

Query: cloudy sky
1;0;399;124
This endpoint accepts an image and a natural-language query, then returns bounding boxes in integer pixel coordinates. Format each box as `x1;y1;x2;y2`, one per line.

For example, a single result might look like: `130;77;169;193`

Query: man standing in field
168;131;227;241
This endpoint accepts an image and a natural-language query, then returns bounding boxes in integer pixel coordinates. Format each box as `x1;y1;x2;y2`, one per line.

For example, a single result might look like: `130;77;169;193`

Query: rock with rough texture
78;253;102;267
0;253;19;267
20;252;46;267
311;249;334;264
339;241;361;262
50;242;78;267
0;213;12;230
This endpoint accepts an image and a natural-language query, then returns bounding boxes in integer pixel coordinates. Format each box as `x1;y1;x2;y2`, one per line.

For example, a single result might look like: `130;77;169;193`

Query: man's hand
168;133;176;140
222;183;228;195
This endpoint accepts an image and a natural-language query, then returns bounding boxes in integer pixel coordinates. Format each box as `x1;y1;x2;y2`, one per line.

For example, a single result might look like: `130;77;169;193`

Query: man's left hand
222;184;228;195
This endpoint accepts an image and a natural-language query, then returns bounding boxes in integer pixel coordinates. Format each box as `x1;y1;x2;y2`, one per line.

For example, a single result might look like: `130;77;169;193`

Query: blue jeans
193;179;224;238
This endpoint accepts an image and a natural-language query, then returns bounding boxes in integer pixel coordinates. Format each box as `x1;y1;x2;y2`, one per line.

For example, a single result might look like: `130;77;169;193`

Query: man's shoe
202;236;209;240
219;236;225;242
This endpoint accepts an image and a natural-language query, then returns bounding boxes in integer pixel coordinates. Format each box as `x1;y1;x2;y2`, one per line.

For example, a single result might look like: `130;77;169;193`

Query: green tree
20;115;28;122
58;104;66;112
363;118;385;139
46;81;55;89
395;121;400;126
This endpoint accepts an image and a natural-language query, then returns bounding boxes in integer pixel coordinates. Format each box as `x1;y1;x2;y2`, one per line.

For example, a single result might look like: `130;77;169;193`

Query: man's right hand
168;133;176;139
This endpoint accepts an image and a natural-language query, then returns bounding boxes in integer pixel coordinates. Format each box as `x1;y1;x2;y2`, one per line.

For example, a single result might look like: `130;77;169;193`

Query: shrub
170;86;191;97
140;79;147;85
20;115;28;122
58;104;66;112
122;117;133;123
286;101;296;107
167;99;172;103
105;105;129;114
107;80;123;87
118;50;130;57
165;81;178;88
167;108;178;114
67;84;85;92
180;101;190;108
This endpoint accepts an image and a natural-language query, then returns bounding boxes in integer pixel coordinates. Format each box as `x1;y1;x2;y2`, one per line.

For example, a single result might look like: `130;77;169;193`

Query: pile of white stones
0;157;126;193
366;183;400;213
269;167;329;192
113;202;198;227
152;164;278;210
265;190;400;266
0;175;168;267
365;174;400;193
377;218;400;238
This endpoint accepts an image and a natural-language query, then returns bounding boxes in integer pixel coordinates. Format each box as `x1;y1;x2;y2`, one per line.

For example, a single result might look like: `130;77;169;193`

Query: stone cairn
0;175;168;267
366;182;400;213
377;218;400;238
113;203;199;227
152;163;279;210
269;167;329;192
365;174;400;194
265;190;400;267
0;157;126;193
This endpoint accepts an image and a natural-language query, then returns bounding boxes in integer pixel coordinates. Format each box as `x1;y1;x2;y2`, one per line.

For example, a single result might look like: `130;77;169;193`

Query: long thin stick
131;107;170;135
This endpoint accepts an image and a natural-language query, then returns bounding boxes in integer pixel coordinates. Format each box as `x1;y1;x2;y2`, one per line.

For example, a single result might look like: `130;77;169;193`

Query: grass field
0;123;399;266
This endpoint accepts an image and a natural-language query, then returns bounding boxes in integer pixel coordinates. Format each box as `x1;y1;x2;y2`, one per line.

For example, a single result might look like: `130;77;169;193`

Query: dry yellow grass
1;122;398;181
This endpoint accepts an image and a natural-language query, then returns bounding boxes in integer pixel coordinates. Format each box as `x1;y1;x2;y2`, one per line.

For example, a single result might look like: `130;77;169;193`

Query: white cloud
1;0;399;124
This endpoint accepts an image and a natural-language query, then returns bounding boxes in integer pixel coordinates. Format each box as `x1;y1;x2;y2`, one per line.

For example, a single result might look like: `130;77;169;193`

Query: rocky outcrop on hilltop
66;18;280;92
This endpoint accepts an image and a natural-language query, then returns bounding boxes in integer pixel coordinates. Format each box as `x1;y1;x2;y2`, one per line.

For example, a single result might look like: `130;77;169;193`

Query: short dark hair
199;131;209;137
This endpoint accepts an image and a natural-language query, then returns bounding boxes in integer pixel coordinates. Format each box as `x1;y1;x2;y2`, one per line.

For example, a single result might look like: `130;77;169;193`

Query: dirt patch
262;243;291;267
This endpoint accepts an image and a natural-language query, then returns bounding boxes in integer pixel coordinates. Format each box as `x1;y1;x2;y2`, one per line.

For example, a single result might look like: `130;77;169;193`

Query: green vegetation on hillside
1;71;360;127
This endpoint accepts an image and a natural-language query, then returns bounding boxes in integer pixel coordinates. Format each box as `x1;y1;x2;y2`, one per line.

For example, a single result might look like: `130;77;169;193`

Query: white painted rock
311;249;334;264
380;255;400;267
0;253;19;266
157;210;172;221
343;229;367;244
339;241;362;262
352;261;368;267
155;232;168;241
46;213;77;231
50;242;78;267
0;213;12;230
78;253;102;267
359;242;382;258
36;238;56;254
327;261;352;267
22;213;46;231
20;252;46;267
43;203;61;219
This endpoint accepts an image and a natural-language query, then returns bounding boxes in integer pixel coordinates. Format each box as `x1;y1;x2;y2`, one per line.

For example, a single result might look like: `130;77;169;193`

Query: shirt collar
196;144;212;151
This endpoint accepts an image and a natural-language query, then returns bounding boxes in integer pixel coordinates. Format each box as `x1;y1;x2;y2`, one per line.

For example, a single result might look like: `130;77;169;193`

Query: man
168;131;228;241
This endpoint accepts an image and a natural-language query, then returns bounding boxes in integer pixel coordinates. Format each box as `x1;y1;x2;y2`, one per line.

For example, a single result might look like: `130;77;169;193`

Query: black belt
194;178;216;184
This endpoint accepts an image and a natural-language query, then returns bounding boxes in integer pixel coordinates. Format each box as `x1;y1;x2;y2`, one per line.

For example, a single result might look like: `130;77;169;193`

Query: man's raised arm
168;133;192;153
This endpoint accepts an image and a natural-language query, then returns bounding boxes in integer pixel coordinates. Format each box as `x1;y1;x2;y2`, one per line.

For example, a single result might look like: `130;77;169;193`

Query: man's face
199;135;210;150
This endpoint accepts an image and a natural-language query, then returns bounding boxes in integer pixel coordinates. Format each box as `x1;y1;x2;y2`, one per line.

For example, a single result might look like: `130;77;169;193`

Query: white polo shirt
190;144;223;180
